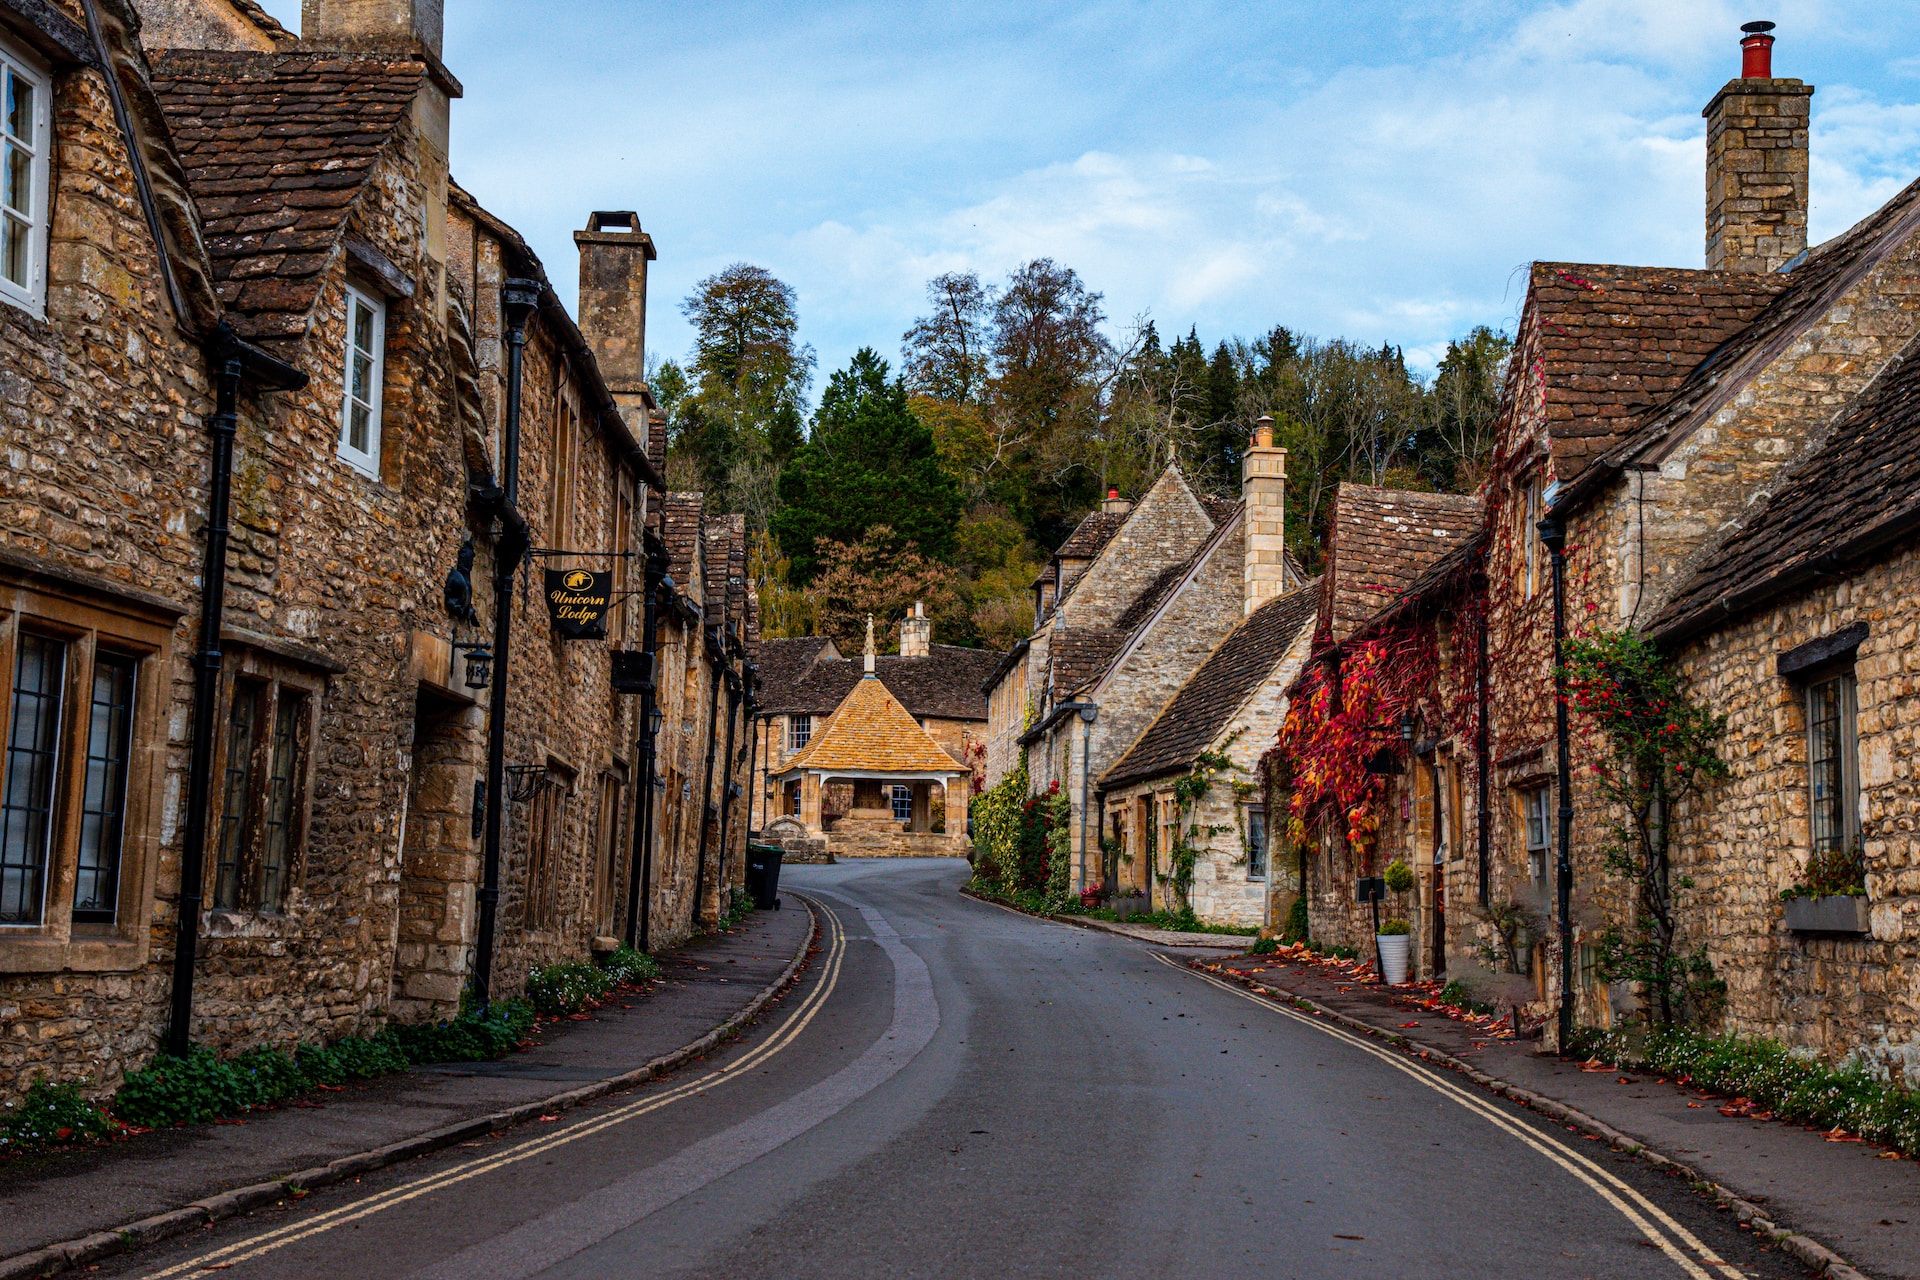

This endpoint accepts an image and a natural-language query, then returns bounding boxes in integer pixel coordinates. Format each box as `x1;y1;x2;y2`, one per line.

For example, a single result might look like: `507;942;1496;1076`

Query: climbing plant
1157;746;1237;910
1562;627;1730;1028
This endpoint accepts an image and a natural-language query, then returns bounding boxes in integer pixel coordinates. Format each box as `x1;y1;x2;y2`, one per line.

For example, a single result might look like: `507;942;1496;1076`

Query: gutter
1018;700;1095;747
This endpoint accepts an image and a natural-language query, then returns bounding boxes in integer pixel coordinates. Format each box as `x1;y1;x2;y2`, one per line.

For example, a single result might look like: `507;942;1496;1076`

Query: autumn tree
807;526;967;654
903;271;993;403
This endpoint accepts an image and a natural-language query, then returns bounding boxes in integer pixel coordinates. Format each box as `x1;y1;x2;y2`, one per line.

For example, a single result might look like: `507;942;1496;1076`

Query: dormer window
0;38;51;315
337;283;386;477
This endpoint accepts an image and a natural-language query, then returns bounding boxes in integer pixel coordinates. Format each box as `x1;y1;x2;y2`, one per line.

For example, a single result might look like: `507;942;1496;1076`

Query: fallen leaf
1825;1128;1865;1143
1615;1076;1640;1084
1398;1022;1421;1029
539;1114;560;1123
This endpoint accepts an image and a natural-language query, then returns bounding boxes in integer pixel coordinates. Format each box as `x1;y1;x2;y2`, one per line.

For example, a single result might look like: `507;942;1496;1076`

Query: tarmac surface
68;858;1827;1280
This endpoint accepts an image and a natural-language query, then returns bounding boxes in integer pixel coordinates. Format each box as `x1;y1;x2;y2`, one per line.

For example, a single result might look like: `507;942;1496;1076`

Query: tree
806;526;966;654
772;348;962;582
903;272;994;403
1422;326;1511;491
749;529;816;640
671;264;814;517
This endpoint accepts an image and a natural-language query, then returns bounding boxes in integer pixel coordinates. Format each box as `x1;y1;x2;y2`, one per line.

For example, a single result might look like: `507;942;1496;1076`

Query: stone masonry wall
1674;546;1920;1082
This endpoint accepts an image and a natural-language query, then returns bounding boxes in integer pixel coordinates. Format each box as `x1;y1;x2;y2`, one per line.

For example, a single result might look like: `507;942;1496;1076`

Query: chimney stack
1241;416;1288;618
1102;486;1133;516
574;211;658;437
1704;21;1812;273
900;601;931;658
301;0;443;56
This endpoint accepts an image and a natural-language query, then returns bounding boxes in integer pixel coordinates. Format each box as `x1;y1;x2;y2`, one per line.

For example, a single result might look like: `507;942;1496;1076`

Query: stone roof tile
778;676;967;774
149;50;424;341
1322;485;1483;645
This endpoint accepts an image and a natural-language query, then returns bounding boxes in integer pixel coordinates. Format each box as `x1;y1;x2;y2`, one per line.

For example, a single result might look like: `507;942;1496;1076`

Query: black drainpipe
1473;569;1491;908
623;535;667;950
1538;514;1576;1047
715;671;744;901
691;631;724;927
472;278;542;1010
167;327;305;1057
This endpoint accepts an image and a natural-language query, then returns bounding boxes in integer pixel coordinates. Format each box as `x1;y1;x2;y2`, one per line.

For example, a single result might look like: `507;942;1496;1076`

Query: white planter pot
1376;934;1411;985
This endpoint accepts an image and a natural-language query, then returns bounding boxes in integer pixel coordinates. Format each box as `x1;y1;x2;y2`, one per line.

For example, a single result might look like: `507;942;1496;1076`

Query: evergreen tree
772;348;963;582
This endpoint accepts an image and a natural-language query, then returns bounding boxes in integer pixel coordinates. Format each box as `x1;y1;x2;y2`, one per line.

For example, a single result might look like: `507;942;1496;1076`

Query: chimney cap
1740;20;1776;33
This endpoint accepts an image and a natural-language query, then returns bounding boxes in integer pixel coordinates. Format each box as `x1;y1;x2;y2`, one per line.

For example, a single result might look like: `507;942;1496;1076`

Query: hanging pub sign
544;568;613;640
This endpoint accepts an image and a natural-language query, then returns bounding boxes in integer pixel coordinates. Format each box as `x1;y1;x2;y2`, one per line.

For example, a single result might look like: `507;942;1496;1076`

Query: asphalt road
103;858;1811;1280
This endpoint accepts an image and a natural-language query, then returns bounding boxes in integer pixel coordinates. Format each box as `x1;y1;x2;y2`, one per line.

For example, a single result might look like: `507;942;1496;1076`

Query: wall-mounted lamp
452;641;493;690
649;705;666;738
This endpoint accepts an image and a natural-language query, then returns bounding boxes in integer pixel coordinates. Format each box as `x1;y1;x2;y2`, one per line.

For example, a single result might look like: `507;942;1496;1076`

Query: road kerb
0;901;818;1280
1190;958;1873;1280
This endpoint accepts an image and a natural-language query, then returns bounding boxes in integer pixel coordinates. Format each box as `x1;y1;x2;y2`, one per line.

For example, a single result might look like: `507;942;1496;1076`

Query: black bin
745;842;784;910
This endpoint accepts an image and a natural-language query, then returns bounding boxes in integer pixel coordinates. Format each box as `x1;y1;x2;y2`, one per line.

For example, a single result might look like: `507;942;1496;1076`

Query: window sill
0;933;147;974
204;908;292;938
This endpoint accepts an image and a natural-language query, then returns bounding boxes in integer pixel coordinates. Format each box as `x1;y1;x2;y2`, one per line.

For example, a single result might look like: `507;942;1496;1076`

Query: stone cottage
982;430;1303;908
750;604;1001;845
0;0;753;1103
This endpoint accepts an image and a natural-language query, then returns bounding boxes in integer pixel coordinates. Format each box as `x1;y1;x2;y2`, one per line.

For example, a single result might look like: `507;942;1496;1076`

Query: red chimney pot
1740;20;1776;78
1107;487;1119;500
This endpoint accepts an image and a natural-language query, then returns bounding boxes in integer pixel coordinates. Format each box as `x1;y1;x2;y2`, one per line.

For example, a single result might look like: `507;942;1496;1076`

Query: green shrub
115;1047;250;1127
389;999;533;1064
1249;935;1279;955
1377;917;1411;936
1383;859;1415;894
718;886;757;930
599;944;661;986
1;1080;118;1152
1438;979;1494;1015
1568;1026;1920;1158
525;961;614;1016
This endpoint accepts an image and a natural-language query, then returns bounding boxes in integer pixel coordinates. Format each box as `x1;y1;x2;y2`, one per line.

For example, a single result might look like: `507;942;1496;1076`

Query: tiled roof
1049;626;1127;698
1055;510;1127;559
226;0;296;45
1198;494;1241;528
778;676;967;774
149;51;424;340
1654;341;1920;643
1103;583;1320;789
1322;485;1483;644
758;641;1001;720
1562;176;1920;509
1522;262;1784;482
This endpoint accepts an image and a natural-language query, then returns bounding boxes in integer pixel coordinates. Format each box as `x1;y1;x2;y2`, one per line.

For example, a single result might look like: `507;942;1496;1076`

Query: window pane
1;635;64;924
348;402;370;454
2;211;24;287
891;785;911;822
352;298;375;355
6;71;31;144
1247;807;1267;877
260;693;301;911
214;685;260;909
1808;679;1844;854
350;349;373;406
74;654;136;920
4;142;27;215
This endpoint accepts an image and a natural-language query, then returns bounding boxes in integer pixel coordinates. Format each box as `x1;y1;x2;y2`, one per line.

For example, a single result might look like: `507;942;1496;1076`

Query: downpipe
1538;514;1576;1049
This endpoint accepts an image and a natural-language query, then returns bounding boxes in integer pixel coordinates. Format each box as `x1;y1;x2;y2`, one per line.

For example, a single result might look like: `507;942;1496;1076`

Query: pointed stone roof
778;676;966;775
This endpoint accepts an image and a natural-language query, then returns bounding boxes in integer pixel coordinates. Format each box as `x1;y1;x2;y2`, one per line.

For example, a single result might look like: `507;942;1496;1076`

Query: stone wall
1674;546;1920;1081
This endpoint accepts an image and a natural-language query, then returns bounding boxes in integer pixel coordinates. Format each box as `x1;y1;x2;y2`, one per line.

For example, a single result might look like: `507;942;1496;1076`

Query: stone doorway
390;689;484;1023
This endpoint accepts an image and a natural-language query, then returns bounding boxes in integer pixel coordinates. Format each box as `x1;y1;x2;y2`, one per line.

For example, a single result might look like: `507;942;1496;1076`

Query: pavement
60;857;1837;1280
0;901;813;1269
1197;948;1920;1280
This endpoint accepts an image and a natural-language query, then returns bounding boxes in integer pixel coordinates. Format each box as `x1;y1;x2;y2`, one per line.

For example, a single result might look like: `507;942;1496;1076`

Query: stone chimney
1242;416;1288;618
300;0;457;316
574;211;658;435
1704;21;1813;273
1102;486;1133;516
301;0;442;55
900;601;931;658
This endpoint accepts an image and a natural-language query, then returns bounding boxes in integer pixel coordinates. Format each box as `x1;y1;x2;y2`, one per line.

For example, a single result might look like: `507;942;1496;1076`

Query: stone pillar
1704;25;1812;273
1242;417;1289;616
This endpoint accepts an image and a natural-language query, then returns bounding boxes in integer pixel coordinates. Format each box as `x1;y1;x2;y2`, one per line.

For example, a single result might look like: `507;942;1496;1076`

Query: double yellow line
1158;955;1746;1280
144;899;847;1279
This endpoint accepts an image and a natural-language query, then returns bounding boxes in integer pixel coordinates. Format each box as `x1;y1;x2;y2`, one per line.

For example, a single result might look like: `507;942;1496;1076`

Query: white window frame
0;37;53;316
1244;802;1267;881
787;714;812;752
1522;784;1551;885
336;282;386;477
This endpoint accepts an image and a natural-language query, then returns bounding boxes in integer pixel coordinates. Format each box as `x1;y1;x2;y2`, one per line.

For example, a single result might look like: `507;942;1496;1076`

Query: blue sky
258;0;1920;382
